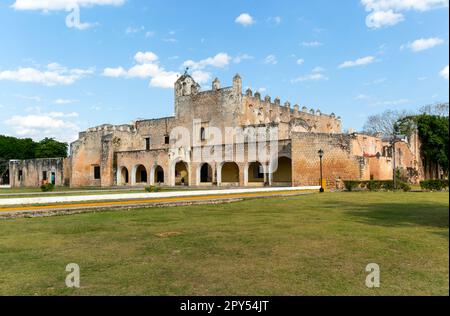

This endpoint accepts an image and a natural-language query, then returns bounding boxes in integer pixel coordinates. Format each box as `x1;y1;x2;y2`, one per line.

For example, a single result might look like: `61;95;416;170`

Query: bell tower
174;68;200;119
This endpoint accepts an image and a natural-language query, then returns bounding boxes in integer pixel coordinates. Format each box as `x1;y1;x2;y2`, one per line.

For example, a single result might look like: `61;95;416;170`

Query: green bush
343;180;360;192
367;180;382;191
381;180;394;191
40;183;55;192
145;186;161;193
397;181;411;192
342;180;410;192
420;180;449;191
145;186;155;192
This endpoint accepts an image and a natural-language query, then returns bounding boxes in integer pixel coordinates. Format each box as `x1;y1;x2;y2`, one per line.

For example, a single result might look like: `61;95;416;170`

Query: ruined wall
242;90;342;134
70;124;142;187
291;133;362;187
9;158;64;188
350;133;423;182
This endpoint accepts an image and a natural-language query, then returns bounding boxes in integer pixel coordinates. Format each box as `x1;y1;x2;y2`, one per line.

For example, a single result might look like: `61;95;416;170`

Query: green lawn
0;192;448;296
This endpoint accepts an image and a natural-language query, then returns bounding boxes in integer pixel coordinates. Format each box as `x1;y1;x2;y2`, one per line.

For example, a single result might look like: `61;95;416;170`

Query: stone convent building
9;74;423;189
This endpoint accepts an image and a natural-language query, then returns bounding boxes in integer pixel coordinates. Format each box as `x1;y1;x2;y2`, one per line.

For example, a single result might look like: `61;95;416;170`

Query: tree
416;115;449;177
35;138;68;158
363;110;411;136
419;102;449;117
396;114;449;178
0;135;37;160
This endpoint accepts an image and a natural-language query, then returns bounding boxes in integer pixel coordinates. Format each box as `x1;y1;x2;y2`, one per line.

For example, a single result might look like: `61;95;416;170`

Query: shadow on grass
327;199;449;229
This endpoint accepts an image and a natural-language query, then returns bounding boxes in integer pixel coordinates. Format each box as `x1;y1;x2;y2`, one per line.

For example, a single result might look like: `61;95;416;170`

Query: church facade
9;74;423;189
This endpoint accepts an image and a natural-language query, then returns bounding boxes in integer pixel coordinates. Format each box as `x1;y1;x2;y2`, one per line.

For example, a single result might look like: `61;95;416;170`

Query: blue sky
0;0;448;143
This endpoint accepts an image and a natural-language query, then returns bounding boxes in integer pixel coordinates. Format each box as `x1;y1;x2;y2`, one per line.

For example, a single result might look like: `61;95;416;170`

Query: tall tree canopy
35;138;69;158
396;114;449;176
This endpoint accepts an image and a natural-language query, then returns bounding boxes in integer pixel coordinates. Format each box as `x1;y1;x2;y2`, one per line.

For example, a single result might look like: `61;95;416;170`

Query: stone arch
198;163;213;185
247;161;265;184
132;164;148;185
221;162;240;184
153;165;164;185
117;166;129;185
175;161;189;186
271;156;292;186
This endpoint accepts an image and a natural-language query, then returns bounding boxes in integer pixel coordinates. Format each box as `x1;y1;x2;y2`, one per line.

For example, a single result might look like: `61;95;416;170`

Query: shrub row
145;186;162;193
420;179;449;191
343;180;411;192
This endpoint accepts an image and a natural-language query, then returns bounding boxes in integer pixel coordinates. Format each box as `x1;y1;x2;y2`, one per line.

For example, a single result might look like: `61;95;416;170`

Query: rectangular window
94;166;101;180
43;171;47;181
18;170;23;181
145;137;151;150
165;135;170;144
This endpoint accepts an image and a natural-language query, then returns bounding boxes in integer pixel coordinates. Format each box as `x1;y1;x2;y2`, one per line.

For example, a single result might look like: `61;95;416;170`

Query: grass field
0;192;448;296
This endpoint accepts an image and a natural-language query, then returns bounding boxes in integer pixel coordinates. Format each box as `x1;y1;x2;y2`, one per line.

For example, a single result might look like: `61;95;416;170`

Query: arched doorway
221;162;240;185
272;157;292;185
248;161;264;184
200;163;213;183
154;166;164;184
175;161;189;186
118;166;129;185
135;165;148;184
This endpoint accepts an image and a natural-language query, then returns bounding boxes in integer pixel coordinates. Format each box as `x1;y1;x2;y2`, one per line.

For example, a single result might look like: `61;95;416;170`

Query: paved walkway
0;186;319;216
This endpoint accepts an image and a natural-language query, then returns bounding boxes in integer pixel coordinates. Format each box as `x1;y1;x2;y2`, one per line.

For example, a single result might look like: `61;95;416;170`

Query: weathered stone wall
70;124;142;187
291;133;362;187
9;158;65;187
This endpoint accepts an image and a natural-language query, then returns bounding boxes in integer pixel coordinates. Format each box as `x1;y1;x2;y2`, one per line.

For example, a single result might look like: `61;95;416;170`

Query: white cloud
440;65;449;80
149;71;180;89
258;87;267;93
183;53;231;70
291;73;328;83
0;63;93;86
355;94;371;100
103;52;180;89
191;70;211;84
361;0;448;12
296;59;305;65
53;98;77;105
365;10;404;28
5;112;80;142
235;13;255;26
362;0;449;28
233;54;253;64
338;56;375;69
402;37;444;52
263;55;278;65
103;67;127;78
312;66;325;73
134;51;158;63
126;26;144;35
11;0;125;11
301;41;323;47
